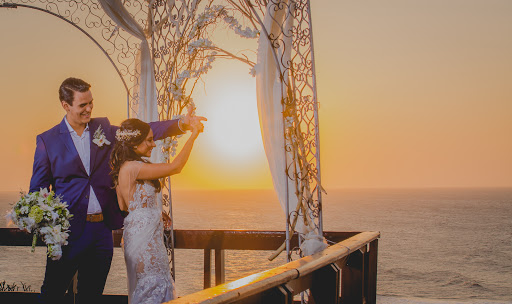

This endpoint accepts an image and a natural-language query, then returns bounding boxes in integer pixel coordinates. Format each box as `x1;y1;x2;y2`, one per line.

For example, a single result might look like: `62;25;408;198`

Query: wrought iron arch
2;0;324;292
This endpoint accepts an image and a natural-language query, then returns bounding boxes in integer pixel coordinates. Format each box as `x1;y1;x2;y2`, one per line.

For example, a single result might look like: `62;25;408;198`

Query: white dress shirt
64;117;103;214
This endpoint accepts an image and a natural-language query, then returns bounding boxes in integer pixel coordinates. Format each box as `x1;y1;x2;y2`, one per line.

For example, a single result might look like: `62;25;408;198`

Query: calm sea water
1;188;511;303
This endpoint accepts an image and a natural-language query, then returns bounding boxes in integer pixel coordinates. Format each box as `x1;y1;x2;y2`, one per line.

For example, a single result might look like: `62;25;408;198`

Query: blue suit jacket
29;117;182;239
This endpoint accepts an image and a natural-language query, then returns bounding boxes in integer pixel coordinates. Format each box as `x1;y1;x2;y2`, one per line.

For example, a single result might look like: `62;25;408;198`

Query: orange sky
0;0;511;191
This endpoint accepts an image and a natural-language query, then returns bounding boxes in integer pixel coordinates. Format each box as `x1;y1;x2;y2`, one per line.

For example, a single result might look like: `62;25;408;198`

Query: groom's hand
180;104;206;131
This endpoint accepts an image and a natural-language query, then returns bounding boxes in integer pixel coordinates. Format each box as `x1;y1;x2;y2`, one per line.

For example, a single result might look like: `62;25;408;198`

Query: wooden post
215;249;225;285
310;263;340;304
204;249;212;289
341;250;363;304
364;240;378;304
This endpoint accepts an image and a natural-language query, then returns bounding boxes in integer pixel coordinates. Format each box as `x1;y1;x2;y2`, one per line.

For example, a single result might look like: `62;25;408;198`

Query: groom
30;77;191;303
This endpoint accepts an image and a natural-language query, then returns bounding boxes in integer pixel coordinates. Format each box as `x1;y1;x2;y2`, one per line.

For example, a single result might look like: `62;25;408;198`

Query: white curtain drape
256;2;301;230
256;3;327;256
98;0;159;123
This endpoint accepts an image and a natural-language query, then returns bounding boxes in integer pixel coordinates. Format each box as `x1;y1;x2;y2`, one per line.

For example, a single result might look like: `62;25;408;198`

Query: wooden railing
164;231;379;304
0;228;380;304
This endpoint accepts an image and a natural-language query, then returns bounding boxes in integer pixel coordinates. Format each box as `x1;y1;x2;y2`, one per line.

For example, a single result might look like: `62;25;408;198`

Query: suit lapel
59;118;88;176
89;119;99;174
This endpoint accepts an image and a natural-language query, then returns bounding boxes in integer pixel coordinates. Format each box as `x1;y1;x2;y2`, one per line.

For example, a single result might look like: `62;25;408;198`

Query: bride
110;116;205;303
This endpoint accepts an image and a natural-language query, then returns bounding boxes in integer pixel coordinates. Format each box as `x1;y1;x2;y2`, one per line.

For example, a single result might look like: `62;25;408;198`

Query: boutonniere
92;125;111;147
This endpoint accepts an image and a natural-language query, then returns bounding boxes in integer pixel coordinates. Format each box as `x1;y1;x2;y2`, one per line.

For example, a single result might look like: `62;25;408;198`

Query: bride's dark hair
110;118;161;192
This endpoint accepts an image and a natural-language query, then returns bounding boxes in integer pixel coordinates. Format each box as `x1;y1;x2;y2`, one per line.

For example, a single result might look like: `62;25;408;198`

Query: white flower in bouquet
6;188;73;260
40;225;69;245
19;217;36;232
48;244;62;260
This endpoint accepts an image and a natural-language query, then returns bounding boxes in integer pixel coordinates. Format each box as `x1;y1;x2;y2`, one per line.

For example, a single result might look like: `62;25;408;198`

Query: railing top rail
0;228;363;250
164;231;380;304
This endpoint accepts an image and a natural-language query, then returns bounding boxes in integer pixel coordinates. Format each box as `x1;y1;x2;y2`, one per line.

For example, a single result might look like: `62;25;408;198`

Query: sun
174;60;273;189
198;76;264;162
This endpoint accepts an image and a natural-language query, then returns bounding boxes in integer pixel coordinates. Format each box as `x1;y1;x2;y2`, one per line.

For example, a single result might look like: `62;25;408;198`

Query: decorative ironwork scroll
0;0;150;117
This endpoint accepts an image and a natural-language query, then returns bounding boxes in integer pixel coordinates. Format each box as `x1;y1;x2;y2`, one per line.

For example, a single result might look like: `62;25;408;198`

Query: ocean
1;188;511;303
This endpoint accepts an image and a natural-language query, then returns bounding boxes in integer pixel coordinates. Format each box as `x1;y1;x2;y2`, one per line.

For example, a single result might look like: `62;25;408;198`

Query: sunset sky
0;0;511;192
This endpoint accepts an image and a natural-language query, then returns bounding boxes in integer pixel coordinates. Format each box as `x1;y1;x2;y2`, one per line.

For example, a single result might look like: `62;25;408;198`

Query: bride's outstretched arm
136;118;205;180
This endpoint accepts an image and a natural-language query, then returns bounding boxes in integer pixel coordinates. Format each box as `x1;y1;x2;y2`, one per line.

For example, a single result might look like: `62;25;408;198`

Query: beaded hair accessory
115;129;141;142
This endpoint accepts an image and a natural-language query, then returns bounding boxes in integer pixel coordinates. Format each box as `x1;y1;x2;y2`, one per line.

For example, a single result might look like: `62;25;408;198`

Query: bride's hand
190;116;206;136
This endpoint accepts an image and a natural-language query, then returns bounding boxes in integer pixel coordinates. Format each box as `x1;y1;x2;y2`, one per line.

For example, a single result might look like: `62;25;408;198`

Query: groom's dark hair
59;77;91;105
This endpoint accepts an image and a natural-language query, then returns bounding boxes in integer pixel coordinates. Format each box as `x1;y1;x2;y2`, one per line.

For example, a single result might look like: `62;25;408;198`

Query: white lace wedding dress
117;161;176;304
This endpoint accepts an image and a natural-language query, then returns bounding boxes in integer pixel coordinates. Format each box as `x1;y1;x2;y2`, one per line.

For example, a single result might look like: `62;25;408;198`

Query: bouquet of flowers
7;188;72;260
